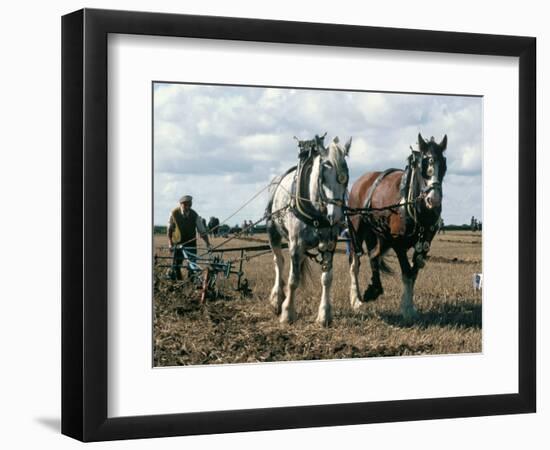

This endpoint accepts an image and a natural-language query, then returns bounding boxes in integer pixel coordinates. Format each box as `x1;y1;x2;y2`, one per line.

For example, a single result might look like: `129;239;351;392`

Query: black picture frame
62;8;536;442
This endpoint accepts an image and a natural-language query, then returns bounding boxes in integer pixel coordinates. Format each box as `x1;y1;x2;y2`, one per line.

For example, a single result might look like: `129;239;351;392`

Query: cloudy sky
153;83;482;227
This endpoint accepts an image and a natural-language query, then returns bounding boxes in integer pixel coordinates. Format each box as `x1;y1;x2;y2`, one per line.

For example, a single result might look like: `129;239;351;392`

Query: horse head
316;136;352;226
414;133;447;210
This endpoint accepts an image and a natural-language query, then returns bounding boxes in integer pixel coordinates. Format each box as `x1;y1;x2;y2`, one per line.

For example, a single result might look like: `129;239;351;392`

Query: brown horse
347;133;447;319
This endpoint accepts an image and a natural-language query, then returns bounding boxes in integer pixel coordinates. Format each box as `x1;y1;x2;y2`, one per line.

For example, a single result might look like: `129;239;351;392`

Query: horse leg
395;247;418;320
269;246;285;315
267;219;286;315
318;252;334;326
280;245;301;324
349;250;363;310
363;234;384;302
364;255;383;301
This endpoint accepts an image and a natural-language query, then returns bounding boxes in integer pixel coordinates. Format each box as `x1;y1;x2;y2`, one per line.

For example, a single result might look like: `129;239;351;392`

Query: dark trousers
171;246;197;280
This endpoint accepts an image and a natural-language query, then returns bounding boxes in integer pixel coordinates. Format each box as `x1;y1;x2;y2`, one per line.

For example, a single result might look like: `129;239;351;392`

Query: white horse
266;135;352;326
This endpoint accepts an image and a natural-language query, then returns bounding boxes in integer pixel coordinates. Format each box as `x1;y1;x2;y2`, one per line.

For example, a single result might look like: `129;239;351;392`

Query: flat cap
179;195;193;203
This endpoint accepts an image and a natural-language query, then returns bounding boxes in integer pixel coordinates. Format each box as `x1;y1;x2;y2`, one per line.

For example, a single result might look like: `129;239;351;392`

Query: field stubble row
153;231;482;366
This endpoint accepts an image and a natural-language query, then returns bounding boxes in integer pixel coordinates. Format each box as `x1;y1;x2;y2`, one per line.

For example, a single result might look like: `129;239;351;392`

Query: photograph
152;82;483;366
51;3;538;445
0;0;542;447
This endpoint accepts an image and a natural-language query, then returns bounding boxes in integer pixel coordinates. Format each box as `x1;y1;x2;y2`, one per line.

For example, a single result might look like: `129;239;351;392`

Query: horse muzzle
327;210;345;227
325;199;345;226
423;183;442;209
425;192;441;209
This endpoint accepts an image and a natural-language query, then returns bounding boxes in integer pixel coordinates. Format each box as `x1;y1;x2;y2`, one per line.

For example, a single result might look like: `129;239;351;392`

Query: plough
154;241;289;302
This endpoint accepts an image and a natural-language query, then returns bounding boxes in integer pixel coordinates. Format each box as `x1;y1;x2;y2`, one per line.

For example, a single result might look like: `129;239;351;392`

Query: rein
344;199;417;216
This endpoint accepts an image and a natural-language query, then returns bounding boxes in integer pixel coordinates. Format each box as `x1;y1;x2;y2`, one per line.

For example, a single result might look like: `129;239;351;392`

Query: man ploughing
167;195;211;280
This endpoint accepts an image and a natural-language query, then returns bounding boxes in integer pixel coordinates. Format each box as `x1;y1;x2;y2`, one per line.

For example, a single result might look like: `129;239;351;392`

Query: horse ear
440;134;448;151
418;133;428;152
344;137;352;156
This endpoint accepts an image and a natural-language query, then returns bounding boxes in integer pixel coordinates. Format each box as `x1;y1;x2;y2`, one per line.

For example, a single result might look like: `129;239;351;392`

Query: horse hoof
363;285;382;302
401;307;418;322
269;292;284;316
279;309;296;324
316;315;332;327
350;296;364;311
269;299;281;316
316;308;333;327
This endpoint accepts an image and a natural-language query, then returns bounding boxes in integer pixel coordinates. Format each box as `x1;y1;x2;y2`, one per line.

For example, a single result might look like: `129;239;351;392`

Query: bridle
290;136;349;229
409;149;446;205
316;155;349;211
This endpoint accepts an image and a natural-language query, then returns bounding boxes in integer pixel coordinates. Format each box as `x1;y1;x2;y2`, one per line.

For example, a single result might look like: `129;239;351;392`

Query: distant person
167;195;211;280
242;220;251;236
438;218;445;234
340;228;352;263
208;216;220;237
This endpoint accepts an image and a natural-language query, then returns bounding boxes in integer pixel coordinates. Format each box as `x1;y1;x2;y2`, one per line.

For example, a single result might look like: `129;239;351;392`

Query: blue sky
153;83;482;227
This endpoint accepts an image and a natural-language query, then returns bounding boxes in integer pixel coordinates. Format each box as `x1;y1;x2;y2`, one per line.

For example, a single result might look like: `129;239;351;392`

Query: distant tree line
154;225;167;235
154;222;479;235
153;223;268;235
442;224;482;231
469;216;482;231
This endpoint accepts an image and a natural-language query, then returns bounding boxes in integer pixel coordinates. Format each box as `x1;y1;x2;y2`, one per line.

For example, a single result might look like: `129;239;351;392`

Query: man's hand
168;241;174;251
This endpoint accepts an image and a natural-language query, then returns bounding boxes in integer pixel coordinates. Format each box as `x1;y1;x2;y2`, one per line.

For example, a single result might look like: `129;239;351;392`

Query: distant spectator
340;228;352;263
208;216;220;237
438;218;445;234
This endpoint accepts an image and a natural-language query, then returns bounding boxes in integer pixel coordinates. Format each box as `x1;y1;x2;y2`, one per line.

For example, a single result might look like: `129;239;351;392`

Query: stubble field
153;231;482;366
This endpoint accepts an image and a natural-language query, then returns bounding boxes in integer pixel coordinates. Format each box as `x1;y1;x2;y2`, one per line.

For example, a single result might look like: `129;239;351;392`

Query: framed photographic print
62;8;536;442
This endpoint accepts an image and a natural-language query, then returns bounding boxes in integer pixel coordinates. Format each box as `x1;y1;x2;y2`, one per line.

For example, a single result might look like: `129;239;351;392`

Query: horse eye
429;158;434;165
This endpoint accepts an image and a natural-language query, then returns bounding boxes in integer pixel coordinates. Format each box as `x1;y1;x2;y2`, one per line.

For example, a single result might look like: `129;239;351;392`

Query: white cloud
153;83;482;226
237;133;287;161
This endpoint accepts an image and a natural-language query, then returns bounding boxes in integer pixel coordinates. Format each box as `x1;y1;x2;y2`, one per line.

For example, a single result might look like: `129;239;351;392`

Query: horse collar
290;155;331;229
